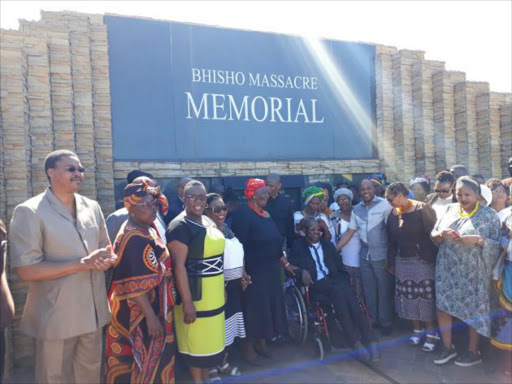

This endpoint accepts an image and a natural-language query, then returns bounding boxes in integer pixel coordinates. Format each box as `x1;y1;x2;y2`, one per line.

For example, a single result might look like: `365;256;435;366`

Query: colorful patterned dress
434;204;501;337
166;215;225;368
105;222;176;384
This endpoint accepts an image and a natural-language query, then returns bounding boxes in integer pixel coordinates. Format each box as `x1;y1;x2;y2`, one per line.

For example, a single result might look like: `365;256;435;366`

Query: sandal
218;362;242;377
421;333;440;352
409;329;424;345
208;368;222;383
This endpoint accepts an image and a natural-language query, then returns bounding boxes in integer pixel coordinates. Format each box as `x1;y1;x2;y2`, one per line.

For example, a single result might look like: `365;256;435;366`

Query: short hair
178;177;194;189
472;174;485;185
385;182;410;198
456;176;481;196
183;180;205;194
450;164;468;175
435;170;455;185
206;193;223;206
486;178;509;196
127;170;154;184
303;217;319;231
266;173;281;182
44;150;77;182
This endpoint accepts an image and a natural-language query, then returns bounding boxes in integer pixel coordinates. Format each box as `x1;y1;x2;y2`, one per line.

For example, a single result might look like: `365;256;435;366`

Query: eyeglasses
492;188;506;195
185;194;207;202
207;205;228;213
434;188;452;194
65;166;85;173
136;200;160;210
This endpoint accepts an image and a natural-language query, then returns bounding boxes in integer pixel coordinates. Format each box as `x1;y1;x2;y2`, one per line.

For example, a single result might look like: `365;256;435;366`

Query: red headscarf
244;178;266;201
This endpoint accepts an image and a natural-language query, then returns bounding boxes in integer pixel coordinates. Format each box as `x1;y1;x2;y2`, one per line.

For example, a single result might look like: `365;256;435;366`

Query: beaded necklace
396;199;414;215
458;201;479;218
248;201;266;217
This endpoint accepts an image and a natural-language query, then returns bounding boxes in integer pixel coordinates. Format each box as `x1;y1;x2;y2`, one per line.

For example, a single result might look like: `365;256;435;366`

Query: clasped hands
81;245;117;271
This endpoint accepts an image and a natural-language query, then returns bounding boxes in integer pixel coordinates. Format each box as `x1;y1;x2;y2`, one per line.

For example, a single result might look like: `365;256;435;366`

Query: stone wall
1;10;511;372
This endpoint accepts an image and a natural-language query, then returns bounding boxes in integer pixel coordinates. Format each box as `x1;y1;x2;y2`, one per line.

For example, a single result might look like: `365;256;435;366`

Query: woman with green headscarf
294;186;333;243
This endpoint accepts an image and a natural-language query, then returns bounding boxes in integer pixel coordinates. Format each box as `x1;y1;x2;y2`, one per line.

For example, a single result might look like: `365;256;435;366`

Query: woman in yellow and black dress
166;181;225;384
105;181;175;384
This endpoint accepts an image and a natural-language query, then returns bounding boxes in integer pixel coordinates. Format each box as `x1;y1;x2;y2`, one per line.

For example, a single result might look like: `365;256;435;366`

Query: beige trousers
35;328;102;384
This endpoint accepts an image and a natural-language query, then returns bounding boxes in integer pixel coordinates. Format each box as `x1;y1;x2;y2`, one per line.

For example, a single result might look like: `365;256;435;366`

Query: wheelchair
283;276;372;361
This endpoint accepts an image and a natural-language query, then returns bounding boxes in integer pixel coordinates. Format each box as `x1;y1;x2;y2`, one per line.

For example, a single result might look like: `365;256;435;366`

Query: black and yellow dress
166;215;225;368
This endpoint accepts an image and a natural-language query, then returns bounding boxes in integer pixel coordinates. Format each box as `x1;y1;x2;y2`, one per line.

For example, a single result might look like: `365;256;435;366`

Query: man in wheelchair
289;218;380;362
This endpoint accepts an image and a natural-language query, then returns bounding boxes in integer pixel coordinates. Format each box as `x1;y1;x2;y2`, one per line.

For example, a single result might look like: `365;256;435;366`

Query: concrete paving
5;328;511;383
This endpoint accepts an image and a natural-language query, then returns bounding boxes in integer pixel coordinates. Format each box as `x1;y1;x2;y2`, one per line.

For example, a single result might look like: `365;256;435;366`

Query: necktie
311;245;329;277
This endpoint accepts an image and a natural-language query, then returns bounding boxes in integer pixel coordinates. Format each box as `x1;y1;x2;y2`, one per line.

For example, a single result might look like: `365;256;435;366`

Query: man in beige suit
9;150;117;383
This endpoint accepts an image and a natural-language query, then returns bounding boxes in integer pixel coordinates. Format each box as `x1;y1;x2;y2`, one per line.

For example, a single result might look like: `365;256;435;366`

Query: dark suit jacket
289;238;348;283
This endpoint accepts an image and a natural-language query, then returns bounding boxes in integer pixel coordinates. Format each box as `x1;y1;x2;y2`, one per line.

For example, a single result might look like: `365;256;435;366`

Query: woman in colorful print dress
105;181;176;384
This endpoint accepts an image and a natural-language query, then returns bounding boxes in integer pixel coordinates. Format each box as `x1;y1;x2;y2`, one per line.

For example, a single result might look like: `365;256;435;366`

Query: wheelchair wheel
284;284;308;345
314;336;325;360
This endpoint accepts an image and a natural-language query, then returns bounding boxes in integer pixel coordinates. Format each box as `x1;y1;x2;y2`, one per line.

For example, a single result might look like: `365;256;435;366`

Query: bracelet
284;262;290;267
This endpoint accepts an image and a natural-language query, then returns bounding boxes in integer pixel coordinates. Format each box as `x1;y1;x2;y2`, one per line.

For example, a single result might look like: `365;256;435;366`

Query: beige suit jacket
9;188;111;340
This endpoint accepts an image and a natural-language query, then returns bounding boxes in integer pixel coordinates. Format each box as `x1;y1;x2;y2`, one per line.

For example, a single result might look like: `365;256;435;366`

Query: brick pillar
432;70;466;171
392;50;424;182
376;45;397;181
412;60;445;178
23;34;53;196
90;19;115;214
454;82;489;173
500;103;512;177
20;20;76;152
43;12;97;199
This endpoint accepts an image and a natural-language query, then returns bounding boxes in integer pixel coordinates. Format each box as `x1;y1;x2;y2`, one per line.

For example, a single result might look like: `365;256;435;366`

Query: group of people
1;149;511;383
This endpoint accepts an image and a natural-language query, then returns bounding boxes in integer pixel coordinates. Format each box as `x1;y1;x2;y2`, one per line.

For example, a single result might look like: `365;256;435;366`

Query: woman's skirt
225;278;246;346
395;256;436;322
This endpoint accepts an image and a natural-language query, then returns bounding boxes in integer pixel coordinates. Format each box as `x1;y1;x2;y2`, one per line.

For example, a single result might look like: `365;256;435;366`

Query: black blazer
289;238;347;283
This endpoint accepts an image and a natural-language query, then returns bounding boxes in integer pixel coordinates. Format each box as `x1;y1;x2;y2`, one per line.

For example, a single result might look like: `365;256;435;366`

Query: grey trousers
35;328;102;384
360;257;393;327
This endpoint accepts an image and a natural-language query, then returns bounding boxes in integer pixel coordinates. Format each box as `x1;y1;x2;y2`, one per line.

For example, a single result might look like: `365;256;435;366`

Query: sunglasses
185;194;207;202
434;188;452;194
65;166;85;173
492;188;506;195
207;205;228;213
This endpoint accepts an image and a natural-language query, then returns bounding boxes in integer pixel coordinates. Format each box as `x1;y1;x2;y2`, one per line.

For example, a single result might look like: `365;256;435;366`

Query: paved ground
6;326;510;384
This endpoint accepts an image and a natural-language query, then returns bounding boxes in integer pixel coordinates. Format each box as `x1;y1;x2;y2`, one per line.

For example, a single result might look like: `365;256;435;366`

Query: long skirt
491;261;512;350
243;262;286;340
395;256;436;322
225;278;246;346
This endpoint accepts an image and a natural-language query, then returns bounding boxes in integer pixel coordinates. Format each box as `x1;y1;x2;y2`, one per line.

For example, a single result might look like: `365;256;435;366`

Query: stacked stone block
376;45;398;181
412;60;445;178
392;50;425;182
432;71;466;171
454;81;490;172
501;103;512;177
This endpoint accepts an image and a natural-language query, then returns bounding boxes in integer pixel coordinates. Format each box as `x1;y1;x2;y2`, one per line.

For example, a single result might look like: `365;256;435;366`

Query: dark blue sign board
105;15;376;162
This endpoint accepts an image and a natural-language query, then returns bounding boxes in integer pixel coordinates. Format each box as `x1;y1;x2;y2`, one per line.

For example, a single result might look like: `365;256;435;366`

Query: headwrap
302;186;325;206
410;175;430;187
368;172;387;187
124;180;169;215
333;187;353;203
244;178;266;201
